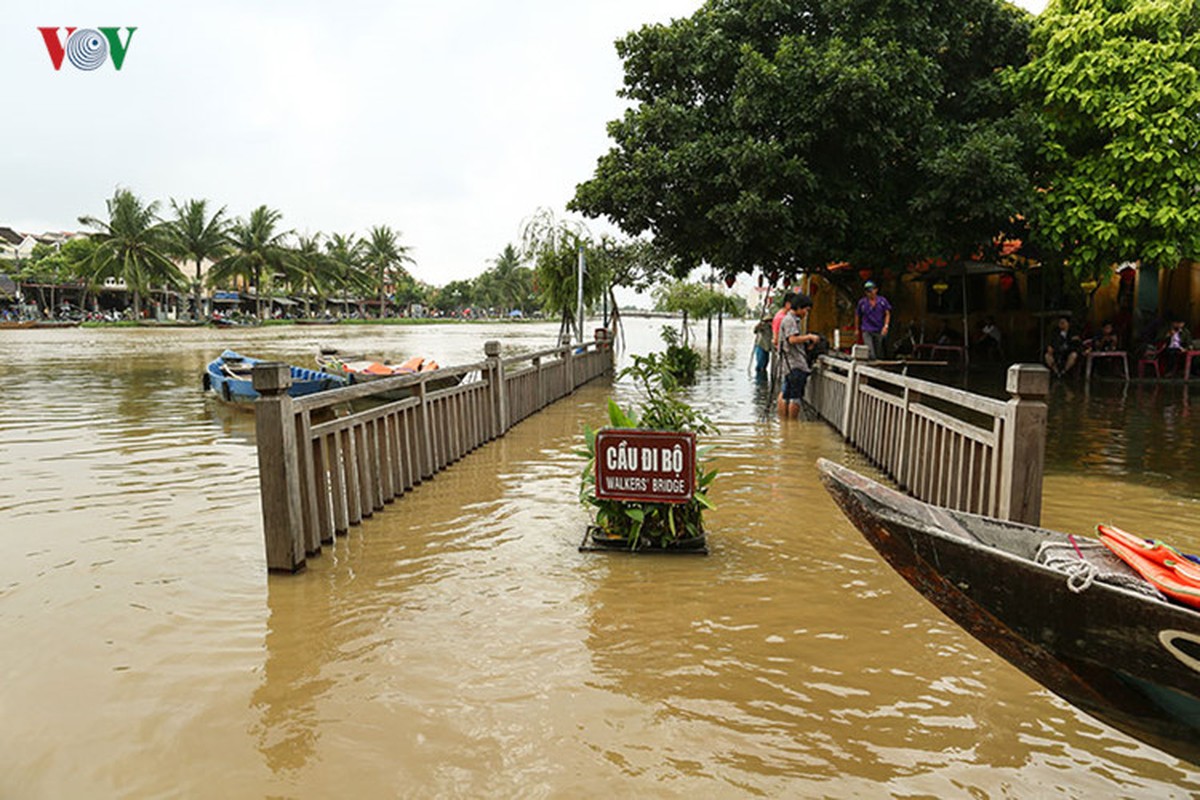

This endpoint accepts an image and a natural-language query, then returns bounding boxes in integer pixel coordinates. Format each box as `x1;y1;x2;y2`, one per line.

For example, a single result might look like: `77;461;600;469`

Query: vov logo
38;27;137;71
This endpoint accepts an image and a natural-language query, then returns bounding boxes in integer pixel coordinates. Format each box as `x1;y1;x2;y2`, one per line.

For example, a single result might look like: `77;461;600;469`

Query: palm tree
362;225;415;318
488;243;531;314
208;205;290;319
324;233;371;316
166;198;229;320
79;188;186;319
289;233;327;317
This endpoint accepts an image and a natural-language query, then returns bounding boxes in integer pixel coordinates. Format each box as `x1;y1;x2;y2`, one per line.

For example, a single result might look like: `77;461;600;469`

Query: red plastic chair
1138;344;1163;378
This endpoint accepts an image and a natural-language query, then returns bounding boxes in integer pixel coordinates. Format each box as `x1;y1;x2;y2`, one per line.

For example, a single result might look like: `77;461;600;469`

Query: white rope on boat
1037;544;1099;593
1035;537;1167;600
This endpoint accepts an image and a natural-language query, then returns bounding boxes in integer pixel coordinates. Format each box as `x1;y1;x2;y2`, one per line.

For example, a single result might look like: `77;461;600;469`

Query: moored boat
818;457;1200;766
204;349;347;405
316;350;462;399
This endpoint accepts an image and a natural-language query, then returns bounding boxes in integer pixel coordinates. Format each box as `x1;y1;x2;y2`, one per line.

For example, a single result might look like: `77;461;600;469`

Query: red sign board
594;429;696;504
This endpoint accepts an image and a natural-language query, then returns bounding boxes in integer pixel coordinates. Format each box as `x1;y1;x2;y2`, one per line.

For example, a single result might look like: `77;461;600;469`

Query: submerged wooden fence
806;346;1049;525
252;338;613;572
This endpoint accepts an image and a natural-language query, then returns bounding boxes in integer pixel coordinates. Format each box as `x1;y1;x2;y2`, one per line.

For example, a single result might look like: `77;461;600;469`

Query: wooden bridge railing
806;346;1049;525
252;338;613;572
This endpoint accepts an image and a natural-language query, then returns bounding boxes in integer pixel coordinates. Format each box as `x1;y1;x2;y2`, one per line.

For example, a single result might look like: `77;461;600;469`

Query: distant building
0;227;38;263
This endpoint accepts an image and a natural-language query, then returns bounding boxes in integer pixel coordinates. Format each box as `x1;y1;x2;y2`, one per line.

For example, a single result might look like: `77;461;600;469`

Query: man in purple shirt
855;281;892;360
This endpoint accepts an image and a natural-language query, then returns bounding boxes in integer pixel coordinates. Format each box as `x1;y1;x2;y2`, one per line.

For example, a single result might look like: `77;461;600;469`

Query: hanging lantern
724;274;736;289
768;271;779;286
1080;278;1099;292
882;268;895;281
999;274;1015;291
858;268;873;282
757;273;764;288
932;280;950;295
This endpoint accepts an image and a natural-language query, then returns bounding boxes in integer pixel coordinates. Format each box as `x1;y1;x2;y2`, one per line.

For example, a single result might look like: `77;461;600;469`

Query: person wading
777;292;820;419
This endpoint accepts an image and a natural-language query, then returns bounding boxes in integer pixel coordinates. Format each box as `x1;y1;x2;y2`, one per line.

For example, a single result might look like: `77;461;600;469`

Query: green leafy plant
658;325;701;387
577;338;717;550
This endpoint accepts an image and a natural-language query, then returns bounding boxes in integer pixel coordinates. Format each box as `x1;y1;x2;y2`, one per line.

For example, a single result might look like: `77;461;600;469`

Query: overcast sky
3;1;1047;288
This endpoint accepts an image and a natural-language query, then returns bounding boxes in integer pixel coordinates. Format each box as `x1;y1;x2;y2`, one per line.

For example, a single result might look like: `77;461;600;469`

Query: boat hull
205;350;346;405
818;458;1200;765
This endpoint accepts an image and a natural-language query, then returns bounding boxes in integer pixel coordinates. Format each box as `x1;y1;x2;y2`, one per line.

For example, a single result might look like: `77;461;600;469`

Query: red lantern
858;268;873;281
999;274;1015;291
724;274;736;289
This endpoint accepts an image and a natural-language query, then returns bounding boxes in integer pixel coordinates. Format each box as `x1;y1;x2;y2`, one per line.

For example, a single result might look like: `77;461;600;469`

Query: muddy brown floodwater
2;319;1199;798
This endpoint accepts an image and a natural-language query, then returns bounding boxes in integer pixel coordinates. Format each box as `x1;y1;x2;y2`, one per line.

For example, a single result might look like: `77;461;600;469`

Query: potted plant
577;337;717;551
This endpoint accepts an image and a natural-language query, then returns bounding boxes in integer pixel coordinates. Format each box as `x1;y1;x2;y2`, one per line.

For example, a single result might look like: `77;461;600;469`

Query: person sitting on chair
1160;317;1193;377
1085;320;1121;353
1045;315;1081;377
974;316;1003;361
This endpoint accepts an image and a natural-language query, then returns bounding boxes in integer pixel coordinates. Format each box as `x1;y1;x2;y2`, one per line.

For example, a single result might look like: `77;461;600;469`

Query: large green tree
1015;0;1200;278
571;0;1034;289
21;238;98;313
166;198;229;320
79;188;186;318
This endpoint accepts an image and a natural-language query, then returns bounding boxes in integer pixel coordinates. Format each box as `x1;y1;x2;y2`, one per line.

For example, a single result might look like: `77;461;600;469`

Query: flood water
2;318;1199;798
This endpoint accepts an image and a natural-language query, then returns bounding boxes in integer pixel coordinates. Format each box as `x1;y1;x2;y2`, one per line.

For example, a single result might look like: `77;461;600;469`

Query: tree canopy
571;0;1035;280
1014;0;1200;277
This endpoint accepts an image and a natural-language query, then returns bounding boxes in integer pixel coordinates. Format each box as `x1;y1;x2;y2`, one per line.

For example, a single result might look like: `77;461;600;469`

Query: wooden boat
204;349;347;405
817;458;1200;765
316;350;462;399
0;320;37;329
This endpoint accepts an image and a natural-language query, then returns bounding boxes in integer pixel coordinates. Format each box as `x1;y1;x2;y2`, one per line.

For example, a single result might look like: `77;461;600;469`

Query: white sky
3;1;1047;288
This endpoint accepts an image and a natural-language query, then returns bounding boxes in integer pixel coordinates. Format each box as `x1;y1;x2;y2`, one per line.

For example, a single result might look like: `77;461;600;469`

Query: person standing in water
855;280;892;360
777;292;820;419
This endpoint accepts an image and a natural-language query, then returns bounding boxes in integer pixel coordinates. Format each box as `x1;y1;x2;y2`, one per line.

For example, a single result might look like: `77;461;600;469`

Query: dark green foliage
1012;0;1200;276
570;0;1035;278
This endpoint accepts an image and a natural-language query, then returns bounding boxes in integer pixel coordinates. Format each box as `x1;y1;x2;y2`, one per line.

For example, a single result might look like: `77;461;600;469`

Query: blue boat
204;350;347;404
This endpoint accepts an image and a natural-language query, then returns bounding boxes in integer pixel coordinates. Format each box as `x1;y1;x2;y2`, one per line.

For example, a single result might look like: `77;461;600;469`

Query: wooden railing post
565;340;575;392
253;364;306;573
843;345;869;439
415;378;434;480
999;364;1050;525
484;340;508;438
533;355;544;410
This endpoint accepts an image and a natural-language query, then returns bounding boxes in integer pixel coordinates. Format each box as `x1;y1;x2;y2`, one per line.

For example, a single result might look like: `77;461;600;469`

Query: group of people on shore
755;279;1200;419
1044;314;1194;378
